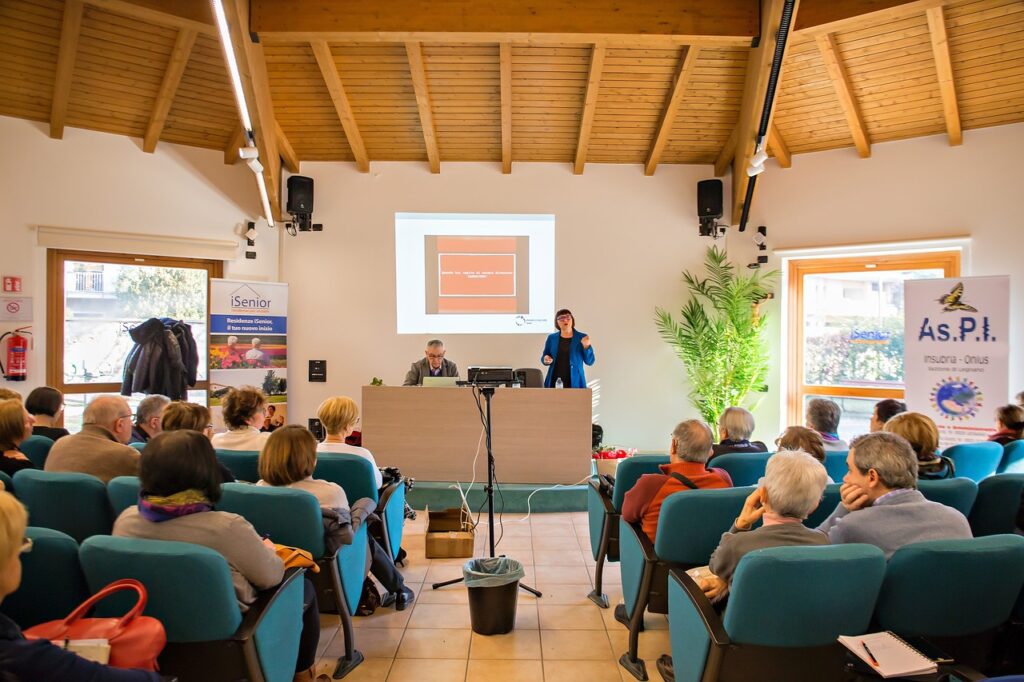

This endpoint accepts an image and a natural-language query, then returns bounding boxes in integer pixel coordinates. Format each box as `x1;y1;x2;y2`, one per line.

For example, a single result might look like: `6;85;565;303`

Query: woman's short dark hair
221;386;267;429
554;308;574;331
874;399;906;425
140;430;223;502
25;386;64;417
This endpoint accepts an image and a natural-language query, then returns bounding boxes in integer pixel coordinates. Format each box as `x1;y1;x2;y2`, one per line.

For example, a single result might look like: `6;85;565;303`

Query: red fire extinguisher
0;326;32;382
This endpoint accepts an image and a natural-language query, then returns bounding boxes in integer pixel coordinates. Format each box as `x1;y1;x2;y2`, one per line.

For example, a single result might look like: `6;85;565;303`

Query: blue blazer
541;330;595;388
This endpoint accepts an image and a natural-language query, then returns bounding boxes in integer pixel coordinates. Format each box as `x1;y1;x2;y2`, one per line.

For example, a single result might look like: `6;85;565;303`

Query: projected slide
396;213;554;334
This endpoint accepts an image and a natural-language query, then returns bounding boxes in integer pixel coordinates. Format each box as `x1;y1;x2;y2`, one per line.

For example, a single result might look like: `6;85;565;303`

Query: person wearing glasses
45;395;140;483
403;339;459;386
541;308;595;389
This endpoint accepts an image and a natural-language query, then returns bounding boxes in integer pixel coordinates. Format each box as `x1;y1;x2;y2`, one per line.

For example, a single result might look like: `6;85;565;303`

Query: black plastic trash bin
464;557;525;635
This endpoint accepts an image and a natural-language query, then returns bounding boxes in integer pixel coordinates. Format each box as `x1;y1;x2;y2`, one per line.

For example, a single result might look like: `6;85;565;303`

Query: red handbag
24;578;166;671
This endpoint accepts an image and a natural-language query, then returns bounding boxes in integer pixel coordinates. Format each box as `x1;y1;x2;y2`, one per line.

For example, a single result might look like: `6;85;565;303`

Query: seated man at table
403;339;459;385
816;432;971;559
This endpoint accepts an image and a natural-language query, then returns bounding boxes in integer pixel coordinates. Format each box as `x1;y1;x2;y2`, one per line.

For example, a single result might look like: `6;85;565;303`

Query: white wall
731;122;1024;440
0;115;277;388
281;162;725;451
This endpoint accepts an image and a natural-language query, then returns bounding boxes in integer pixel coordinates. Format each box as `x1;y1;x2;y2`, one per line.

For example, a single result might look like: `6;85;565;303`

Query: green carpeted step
407;481;586;513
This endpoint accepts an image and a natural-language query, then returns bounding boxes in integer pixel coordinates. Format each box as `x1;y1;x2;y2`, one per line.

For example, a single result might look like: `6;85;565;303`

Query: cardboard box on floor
425;507;475;559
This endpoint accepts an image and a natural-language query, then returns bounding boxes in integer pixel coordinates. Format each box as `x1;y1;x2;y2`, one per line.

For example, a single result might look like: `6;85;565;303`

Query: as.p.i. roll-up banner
904;276;1009;448
208;280;288;431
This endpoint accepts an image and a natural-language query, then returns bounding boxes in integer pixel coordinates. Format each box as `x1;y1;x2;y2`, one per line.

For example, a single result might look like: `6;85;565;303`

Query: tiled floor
313;511;671;681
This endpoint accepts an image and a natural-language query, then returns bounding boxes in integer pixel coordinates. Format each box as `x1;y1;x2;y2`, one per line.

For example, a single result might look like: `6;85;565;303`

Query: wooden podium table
361;386;592;484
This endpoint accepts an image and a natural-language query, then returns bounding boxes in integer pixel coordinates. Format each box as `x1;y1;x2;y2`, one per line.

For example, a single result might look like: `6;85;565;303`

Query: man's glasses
426;354;445;360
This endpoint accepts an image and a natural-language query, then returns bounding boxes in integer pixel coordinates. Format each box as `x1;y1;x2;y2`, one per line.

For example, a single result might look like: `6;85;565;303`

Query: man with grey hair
45;395;141;483
710;406;768;459
817;432;970;558
130;394;170;444
806;398;849;451
699;449;830;602
403;339;459;385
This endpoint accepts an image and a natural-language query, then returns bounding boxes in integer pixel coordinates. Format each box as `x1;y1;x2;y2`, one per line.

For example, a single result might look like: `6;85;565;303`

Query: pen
862;641;880;667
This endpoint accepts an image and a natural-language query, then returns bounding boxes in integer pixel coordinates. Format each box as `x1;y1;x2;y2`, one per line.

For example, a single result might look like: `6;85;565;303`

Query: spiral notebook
838;632;937;678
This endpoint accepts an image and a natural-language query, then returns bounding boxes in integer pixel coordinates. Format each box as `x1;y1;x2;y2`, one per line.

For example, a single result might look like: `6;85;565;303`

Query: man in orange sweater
622;419;733;543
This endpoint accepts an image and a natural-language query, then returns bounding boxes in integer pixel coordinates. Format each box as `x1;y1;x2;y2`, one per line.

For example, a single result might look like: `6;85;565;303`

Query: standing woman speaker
541;309;595;388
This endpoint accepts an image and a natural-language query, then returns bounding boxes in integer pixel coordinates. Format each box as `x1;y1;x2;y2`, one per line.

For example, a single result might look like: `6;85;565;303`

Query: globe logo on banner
930;377;983;421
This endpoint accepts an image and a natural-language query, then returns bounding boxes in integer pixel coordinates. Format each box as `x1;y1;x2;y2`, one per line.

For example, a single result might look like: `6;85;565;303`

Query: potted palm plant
655;245;778;429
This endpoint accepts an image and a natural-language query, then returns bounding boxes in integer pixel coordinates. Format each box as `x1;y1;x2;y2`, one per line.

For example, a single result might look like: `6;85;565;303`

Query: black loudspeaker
697;179;723;219
287;175;314;214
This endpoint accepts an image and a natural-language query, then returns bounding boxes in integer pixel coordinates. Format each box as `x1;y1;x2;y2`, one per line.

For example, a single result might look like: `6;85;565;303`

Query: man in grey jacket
817;432;971;558
403;339;459;385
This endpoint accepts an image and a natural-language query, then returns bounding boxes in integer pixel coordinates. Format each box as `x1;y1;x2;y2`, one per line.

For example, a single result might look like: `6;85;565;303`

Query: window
788;252;960;441
47;250;222;431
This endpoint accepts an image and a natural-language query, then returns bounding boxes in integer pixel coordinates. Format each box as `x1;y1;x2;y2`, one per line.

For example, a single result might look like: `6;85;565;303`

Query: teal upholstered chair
13;470;113;543
823;450;849;482
708;452;772;487
0;470;13;494
618;486;753;680
943;441;1003;482
587;455;669;608
80;535;305;682
128;442;146;452
999;441;1024;474
107;476;142;517
19;435;54;468
875;535;1024;671
969;474;1024;537
214;449;261;482
0;527;89;629
667;544;887;682
314;452;406;563
803;483;842;529
917;477;978;516
218;482;367;677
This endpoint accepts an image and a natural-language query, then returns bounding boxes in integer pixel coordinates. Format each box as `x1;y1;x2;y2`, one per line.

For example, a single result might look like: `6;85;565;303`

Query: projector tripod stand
431;385;542;598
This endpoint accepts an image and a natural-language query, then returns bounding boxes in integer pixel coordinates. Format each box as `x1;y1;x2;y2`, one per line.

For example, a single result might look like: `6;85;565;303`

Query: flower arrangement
592;447;637;460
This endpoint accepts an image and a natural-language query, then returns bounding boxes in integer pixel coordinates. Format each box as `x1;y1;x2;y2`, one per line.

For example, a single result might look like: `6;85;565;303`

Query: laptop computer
422;376;459;387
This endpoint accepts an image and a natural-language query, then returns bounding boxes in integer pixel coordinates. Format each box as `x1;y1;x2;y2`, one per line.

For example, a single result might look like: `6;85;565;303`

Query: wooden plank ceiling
0;0;1022;178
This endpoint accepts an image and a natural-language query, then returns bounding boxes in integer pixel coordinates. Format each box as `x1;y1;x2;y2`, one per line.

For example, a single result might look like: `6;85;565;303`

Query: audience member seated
988;404;1024;446
316;396;382;489
0;399;36;477
161;402;235;483
24;386;70;441
114;431;321;678
130;395;169;444
700;450;830;603
775;426;831;481
257;426;414;610
45;396;140;484
1016;391;1024;408
211;387;271;452
710;407;767;459
0;389;21;402
622;420;732;543
816;432;971;558
806;398;848;451
870;398;906;432
0;491;165;681
883;412;953;480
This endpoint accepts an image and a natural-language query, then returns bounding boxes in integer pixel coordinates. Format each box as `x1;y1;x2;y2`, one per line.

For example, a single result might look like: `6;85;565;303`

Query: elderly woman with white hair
700;449;830;602
710;406;768;460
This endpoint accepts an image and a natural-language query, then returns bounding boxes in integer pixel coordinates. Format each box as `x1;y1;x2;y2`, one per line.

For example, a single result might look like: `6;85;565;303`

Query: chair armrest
589;478;615;515
669;568;730;647
234;567;306;642
627;520;659;564
378;479;404;512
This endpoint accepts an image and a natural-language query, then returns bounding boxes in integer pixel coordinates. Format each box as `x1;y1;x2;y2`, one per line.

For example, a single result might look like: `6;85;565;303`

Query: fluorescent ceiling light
211;0;253;133
254;170;275;228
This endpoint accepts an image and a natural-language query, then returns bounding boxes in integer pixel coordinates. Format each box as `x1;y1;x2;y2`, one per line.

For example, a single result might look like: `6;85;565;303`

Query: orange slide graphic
430;236;526;314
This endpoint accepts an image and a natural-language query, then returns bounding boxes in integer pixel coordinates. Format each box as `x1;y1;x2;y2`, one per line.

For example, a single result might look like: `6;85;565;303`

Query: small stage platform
407;481;587;513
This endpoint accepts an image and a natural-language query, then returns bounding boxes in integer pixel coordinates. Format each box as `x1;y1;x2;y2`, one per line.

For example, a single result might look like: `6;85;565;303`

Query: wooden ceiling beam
405;41;441;174
730;0;797;224
574;43;606;176
50;0;84;140
143;28;197;153
645;46;701;176
794;0;948;36
926;5;962;146
251;0;758;46
714;126;738;177
224;125;245;165
766;122;792;168
311;40;370;173
500;42;512;175
276;121;300;173
85;0;217;36
816;32;871;158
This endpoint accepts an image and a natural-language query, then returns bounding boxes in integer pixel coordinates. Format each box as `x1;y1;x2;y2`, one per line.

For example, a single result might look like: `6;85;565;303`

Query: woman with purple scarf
113;431;322;681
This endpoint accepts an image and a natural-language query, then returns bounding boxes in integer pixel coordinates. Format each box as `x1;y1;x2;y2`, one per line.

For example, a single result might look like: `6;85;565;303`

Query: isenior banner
904;276;1009;448
209;280;289;431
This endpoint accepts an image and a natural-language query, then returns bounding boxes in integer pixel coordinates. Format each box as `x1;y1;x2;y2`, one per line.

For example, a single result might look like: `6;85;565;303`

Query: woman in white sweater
211;386;271;452
315;396;382;489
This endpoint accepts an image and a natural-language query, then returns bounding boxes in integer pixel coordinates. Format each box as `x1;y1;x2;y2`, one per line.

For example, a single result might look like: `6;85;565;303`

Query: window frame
46;249;223;398
786;250;961;426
